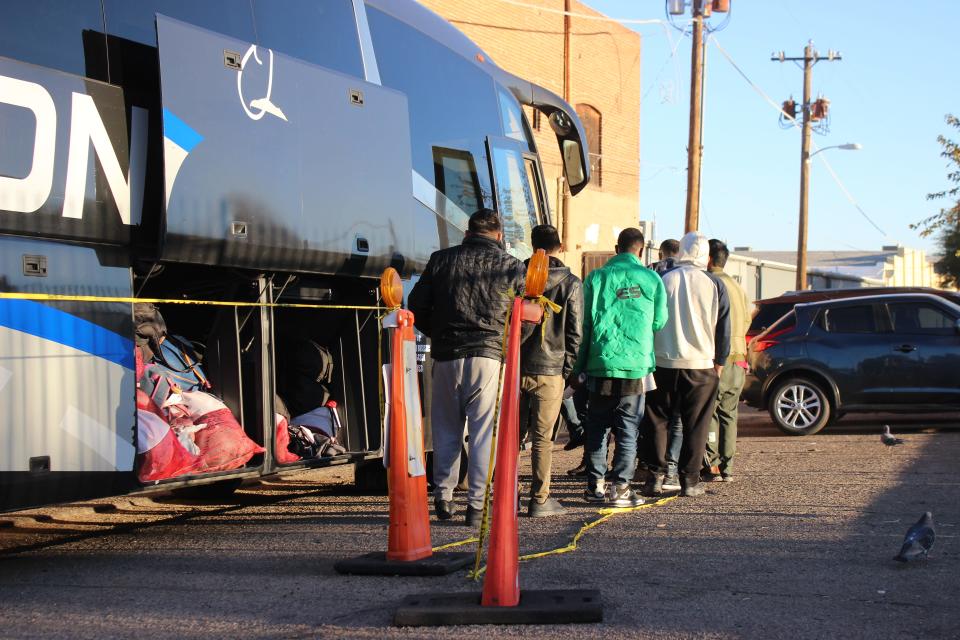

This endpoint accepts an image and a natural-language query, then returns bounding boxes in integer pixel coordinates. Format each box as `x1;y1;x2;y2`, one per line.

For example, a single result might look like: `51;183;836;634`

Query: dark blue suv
743;293;960;435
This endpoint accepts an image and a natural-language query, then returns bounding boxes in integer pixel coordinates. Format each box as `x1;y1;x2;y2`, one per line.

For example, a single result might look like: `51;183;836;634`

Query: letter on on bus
0;74;56;213
63;93;148;225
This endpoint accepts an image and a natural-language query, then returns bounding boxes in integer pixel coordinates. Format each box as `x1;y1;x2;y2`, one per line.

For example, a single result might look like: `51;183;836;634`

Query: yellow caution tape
0;291;383;311
534;294;562;345
470;495;678;578
432;536;479;552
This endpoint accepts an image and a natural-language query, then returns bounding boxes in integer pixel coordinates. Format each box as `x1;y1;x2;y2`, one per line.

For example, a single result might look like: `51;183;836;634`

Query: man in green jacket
572;228;668;506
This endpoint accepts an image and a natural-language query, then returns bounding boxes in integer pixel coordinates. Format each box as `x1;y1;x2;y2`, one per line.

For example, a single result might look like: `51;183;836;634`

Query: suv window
824;305;877;333
888;303;956;336
750;302;793;334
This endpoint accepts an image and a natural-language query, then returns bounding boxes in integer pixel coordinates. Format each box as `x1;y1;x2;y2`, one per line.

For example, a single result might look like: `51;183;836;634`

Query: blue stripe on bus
0;299;134;369
162;108;203;152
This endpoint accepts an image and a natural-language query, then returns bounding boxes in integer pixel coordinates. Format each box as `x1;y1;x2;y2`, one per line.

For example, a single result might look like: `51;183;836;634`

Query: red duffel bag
191;406;266;472
134;391;206;483
274;414;301;464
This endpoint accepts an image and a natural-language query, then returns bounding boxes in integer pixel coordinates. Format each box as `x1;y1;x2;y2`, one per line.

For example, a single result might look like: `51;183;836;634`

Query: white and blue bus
0;0;590;510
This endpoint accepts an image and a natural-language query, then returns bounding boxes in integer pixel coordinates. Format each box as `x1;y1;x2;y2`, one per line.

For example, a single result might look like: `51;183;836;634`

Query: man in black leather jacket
409;209;526;527
518;225;582;517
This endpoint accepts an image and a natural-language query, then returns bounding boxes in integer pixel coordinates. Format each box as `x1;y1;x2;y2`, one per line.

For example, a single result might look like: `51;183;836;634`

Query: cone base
393;589;603;626
334;551;473;576
386;545;433;562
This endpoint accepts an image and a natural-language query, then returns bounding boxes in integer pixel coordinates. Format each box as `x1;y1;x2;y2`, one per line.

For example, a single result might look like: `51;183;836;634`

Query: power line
710;35;887;238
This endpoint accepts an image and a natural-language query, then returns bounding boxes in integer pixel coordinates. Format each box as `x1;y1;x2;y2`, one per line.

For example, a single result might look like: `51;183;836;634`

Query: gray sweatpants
431;356;502;510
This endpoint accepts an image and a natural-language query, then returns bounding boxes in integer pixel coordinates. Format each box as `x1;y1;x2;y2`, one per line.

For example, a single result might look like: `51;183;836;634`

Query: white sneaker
608;483;645;507
584;481;607;503
662;473;681;491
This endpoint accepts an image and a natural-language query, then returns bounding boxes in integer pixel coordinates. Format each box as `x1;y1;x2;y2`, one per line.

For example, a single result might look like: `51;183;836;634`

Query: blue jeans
666;414;683;476
584;393;644;488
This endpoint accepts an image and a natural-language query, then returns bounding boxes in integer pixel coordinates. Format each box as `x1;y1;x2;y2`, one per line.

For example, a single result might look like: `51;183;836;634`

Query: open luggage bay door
155;15;415;277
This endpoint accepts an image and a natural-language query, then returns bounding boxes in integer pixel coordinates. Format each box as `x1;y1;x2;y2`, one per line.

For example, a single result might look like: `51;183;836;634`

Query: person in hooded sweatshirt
518;225;583;517
642;231;731;498
643;238;684;492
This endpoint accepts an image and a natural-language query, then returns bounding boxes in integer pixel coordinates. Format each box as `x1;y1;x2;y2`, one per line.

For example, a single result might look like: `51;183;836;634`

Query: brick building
419;0;641;276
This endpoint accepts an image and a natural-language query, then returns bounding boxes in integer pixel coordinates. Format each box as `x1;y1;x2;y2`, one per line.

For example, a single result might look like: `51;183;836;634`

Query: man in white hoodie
641;231;731;497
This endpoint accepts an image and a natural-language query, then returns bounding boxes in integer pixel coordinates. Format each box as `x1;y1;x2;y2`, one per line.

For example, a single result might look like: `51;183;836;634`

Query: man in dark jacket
408;209;526;527
649;238;680;276
519;225;582;517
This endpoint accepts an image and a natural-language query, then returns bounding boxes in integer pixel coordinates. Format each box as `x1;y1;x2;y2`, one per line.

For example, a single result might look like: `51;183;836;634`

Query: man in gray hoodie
642;231;730;497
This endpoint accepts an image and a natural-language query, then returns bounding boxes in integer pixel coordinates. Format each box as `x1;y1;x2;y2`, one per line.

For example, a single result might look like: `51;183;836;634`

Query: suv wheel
768;378;830;436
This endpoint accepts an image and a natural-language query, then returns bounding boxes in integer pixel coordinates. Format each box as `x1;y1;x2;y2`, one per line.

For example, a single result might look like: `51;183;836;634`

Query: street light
797;142;862;289
809;142;862;159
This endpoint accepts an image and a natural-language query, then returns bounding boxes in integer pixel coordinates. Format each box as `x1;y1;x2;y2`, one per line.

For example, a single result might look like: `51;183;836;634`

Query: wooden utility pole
796;41;814;291
773;42;841;290
683;1;705;233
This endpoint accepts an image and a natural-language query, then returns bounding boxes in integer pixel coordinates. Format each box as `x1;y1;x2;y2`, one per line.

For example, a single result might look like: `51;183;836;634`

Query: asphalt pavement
1;407;958;639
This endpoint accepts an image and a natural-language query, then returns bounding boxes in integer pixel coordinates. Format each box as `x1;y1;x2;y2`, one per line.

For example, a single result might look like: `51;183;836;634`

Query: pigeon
881;425;904;446
895;512;935;562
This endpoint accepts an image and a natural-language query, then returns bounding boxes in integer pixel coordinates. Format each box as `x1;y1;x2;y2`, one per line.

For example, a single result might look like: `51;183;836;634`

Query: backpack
287;401;346;459
134;302;210;397
134;302;167;362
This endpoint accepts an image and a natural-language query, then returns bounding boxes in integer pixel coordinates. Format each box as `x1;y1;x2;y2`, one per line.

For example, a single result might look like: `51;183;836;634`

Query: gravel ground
1;409;958;639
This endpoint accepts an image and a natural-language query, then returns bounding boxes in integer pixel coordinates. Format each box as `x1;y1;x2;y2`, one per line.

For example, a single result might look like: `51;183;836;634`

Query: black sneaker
465;505;483;528
434;498;456;520
662;473;681;491
563;431;585;451
721;473;734;483
701;466;722;482
583;483;607;503
681;482;706;497
528;496;567;517
643;474;664;497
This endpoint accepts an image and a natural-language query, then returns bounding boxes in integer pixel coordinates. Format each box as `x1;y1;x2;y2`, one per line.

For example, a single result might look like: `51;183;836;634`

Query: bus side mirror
562;140;585;187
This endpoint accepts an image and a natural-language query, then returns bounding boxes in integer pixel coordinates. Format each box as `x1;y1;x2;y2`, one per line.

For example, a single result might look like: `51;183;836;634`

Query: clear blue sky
584;0;959;254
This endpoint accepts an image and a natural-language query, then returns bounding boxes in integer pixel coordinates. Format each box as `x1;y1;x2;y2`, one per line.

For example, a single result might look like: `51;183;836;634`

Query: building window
531;108;541;131
575;103;602;188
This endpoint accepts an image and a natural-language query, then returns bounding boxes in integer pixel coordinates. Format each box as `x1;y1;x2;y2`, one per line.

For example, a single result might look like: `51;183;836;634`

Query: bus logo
237;45;288;123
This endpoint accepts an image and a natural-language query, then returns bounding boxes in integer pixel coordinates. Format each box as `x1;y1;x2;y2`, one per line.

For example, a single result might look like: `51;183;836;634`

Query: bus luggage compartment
135;266;384;479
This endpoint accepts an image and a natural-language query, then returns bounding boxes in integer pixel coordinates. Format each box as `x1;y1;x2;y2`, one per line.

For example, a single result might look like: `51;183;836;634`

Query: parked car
747;287;960;344
743;293;960;435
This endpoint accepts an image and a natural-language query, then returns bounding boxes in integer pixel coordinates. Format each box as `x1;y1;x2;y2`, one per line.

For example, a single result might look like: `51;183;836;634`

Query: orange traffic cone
386;309;431;561
481;296;523;607
335;268;472;577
